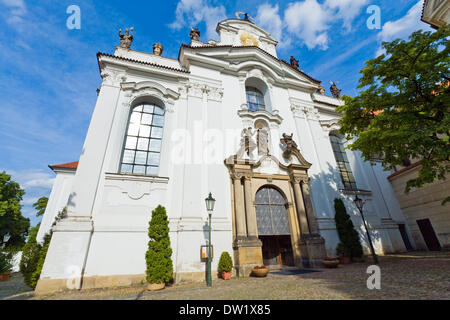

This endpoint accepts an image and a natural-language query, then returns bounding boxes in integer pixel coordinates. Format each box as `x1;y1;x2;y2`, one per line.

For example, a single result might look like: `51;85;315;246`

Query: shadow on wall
308;162;384;256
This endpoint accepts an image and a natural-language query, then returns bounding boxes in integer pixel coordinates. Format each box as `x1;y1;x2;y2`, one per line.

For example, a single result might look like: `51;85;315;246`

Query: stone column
291;177;310;235
233;173;247;239
301;179;319;234
243;174;258;239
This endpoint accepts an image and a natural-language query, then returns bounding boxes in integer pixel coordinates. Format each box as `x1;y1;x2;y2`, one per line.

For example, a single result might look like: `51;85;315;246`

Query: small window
120;103;165;176
330;134;358;191
246;87;266;111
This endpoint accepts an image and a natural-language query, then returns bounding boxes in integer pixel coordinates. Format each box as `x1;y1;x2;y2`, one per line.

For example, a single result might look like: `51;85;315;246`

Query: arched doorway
255;186;295;266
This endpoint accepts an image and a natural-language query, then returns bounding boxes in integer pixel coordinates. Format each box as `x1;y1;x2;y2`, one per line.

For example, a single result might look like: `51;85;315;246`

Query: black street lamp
354;195;379;264
205;193;216;287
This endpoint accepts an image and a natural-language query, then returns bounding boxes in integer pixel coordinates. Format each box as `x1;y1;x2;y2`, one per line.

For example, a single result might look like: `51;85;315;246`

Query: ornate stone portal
225;132;326;276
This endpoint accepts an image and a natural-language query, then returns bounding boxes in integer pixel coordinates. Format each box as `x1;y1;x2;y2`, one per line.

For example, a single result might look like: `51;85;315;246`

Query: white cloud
8;169;55;190
169;0;227;40
378;0;425;42
256;3;283;42
376;1;431;57
284;0;330;50
0;0;27;29
324;0;369;32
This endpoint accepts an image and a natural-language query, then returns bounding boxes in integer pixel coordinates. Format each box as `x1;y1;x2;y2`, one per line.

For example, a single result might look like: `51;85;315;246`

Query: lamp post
2;233;11;249
354;195;379;264
205;193;216;287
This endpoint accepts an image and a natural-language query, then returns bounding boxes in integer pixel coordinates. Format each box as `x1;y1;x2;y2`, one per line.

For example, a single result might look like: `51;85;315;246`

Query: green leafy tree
146;205;173;284
32;197;48;217
334;199;363;259
0;172;30;253
337;27;450;204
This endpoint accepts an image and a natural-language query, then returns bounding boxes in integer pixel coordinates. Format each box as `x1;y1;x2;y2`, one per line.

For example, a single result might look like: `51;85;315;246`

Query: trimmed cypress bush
19;224;42;288
218;252;233;273
146;205;173;284
334;198;363;259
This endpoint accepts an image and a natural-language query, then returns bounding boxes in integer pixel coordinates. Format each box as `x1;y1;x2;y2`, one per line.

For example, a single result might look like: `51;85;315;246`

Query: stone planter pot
0;273;11;282
322;259;339;268
252;267;269;278
339;256;351;264
221;271;232;280
147;283;165;291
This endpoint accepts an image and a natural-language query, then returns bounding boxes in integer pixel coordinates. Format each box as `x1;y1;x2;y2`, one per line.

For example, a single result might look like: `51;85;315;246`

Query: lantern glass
354;195;364;212
205;193;216;212
3;232;11;243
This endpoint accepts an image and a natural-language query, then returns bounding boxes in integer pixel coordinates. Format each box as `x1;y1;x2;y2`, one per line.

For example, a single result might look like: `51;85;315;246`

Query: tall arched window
330;133;358;191
246;87;266;111
120;103;165;176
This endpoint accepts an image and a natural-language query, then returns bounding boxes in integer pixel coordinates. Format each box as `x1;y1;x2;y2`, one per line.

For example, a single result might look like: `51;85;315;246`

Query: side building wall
389;165;450;250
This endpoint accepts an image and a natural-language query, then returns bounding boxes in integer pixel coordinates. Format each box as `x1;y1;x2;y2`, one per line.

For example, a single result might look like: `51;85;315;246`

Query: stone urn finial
317;85;325;95
153;42;163;56
119;27;134;49
189;27;201;41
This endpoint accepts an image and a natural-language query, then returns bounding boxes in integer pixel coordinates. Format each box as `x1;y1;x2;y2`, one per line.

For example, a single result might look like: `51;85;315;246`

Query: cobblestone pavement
0;273;33;299
9;251;450;300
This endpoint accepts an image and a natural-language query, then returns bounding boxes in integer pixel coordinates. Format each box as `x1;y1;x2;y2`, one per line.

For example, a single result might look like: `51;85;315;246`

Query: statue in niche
190;27;201;41
257;127;270;156
330;81;342;99
119;27;134;49
237;128;257;159
280;133;299;159
290;56;299;69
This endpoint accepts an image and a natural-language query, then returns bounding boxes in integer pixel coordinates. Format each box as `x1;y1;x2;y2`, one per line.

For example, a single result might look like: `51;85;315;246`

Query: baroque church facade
36;17;409;293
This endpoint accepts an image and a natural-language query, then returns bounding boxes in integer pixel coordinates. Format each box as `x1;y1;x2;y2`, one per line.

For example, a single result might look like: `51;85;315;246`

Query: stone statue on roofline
290;56;299;69
190;27;201;41
119;27;134;49
330;81;342;99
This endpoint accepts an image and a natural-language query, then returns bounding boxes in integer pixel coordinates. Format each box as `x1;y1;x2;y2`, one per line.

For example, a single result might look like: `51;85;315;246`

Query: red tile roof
97;52;190;74
49;161;79;171
387;161;421;180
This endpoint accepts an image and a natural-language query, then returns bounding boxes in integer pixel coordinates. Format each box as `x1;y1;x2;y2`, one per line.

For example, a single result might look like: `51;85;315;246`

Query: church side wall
37;171;75;243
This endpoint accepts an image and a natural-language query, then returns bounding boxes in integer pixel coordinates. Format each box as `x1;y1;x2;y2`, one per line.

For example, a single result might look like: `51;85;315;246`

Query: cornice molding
237;109;283;125
121;81;180;112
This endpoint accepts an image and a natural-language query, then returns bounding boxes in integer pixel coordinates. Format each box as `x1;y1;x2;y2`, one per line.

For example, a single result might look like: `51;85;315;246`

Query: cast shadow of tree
308;162;383;256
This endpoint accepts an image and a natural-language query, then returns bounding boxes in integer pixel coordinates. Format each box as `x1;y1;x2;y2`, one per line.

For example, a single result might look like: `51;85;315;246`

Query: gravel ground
0;273;33;299
4;251;450;300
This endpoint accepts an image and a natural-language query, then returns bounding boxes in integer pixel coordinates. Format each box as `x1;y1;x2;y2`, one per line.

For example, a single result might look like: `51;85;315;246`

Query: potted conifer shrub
0;251;12;282
146;205;173;291
218;252;233;280
334;198;364;263
336;242;351;264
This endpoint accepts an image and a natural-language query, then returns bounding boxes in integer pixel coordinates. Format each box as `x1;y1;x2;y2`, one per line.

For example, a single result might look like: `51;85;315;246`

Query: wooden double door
260;235;295;266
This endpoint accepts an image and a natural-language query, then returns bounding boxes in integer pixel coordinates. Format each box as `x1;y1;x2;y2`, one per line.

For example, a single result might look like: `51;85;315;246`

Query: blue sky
0;0;432;226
